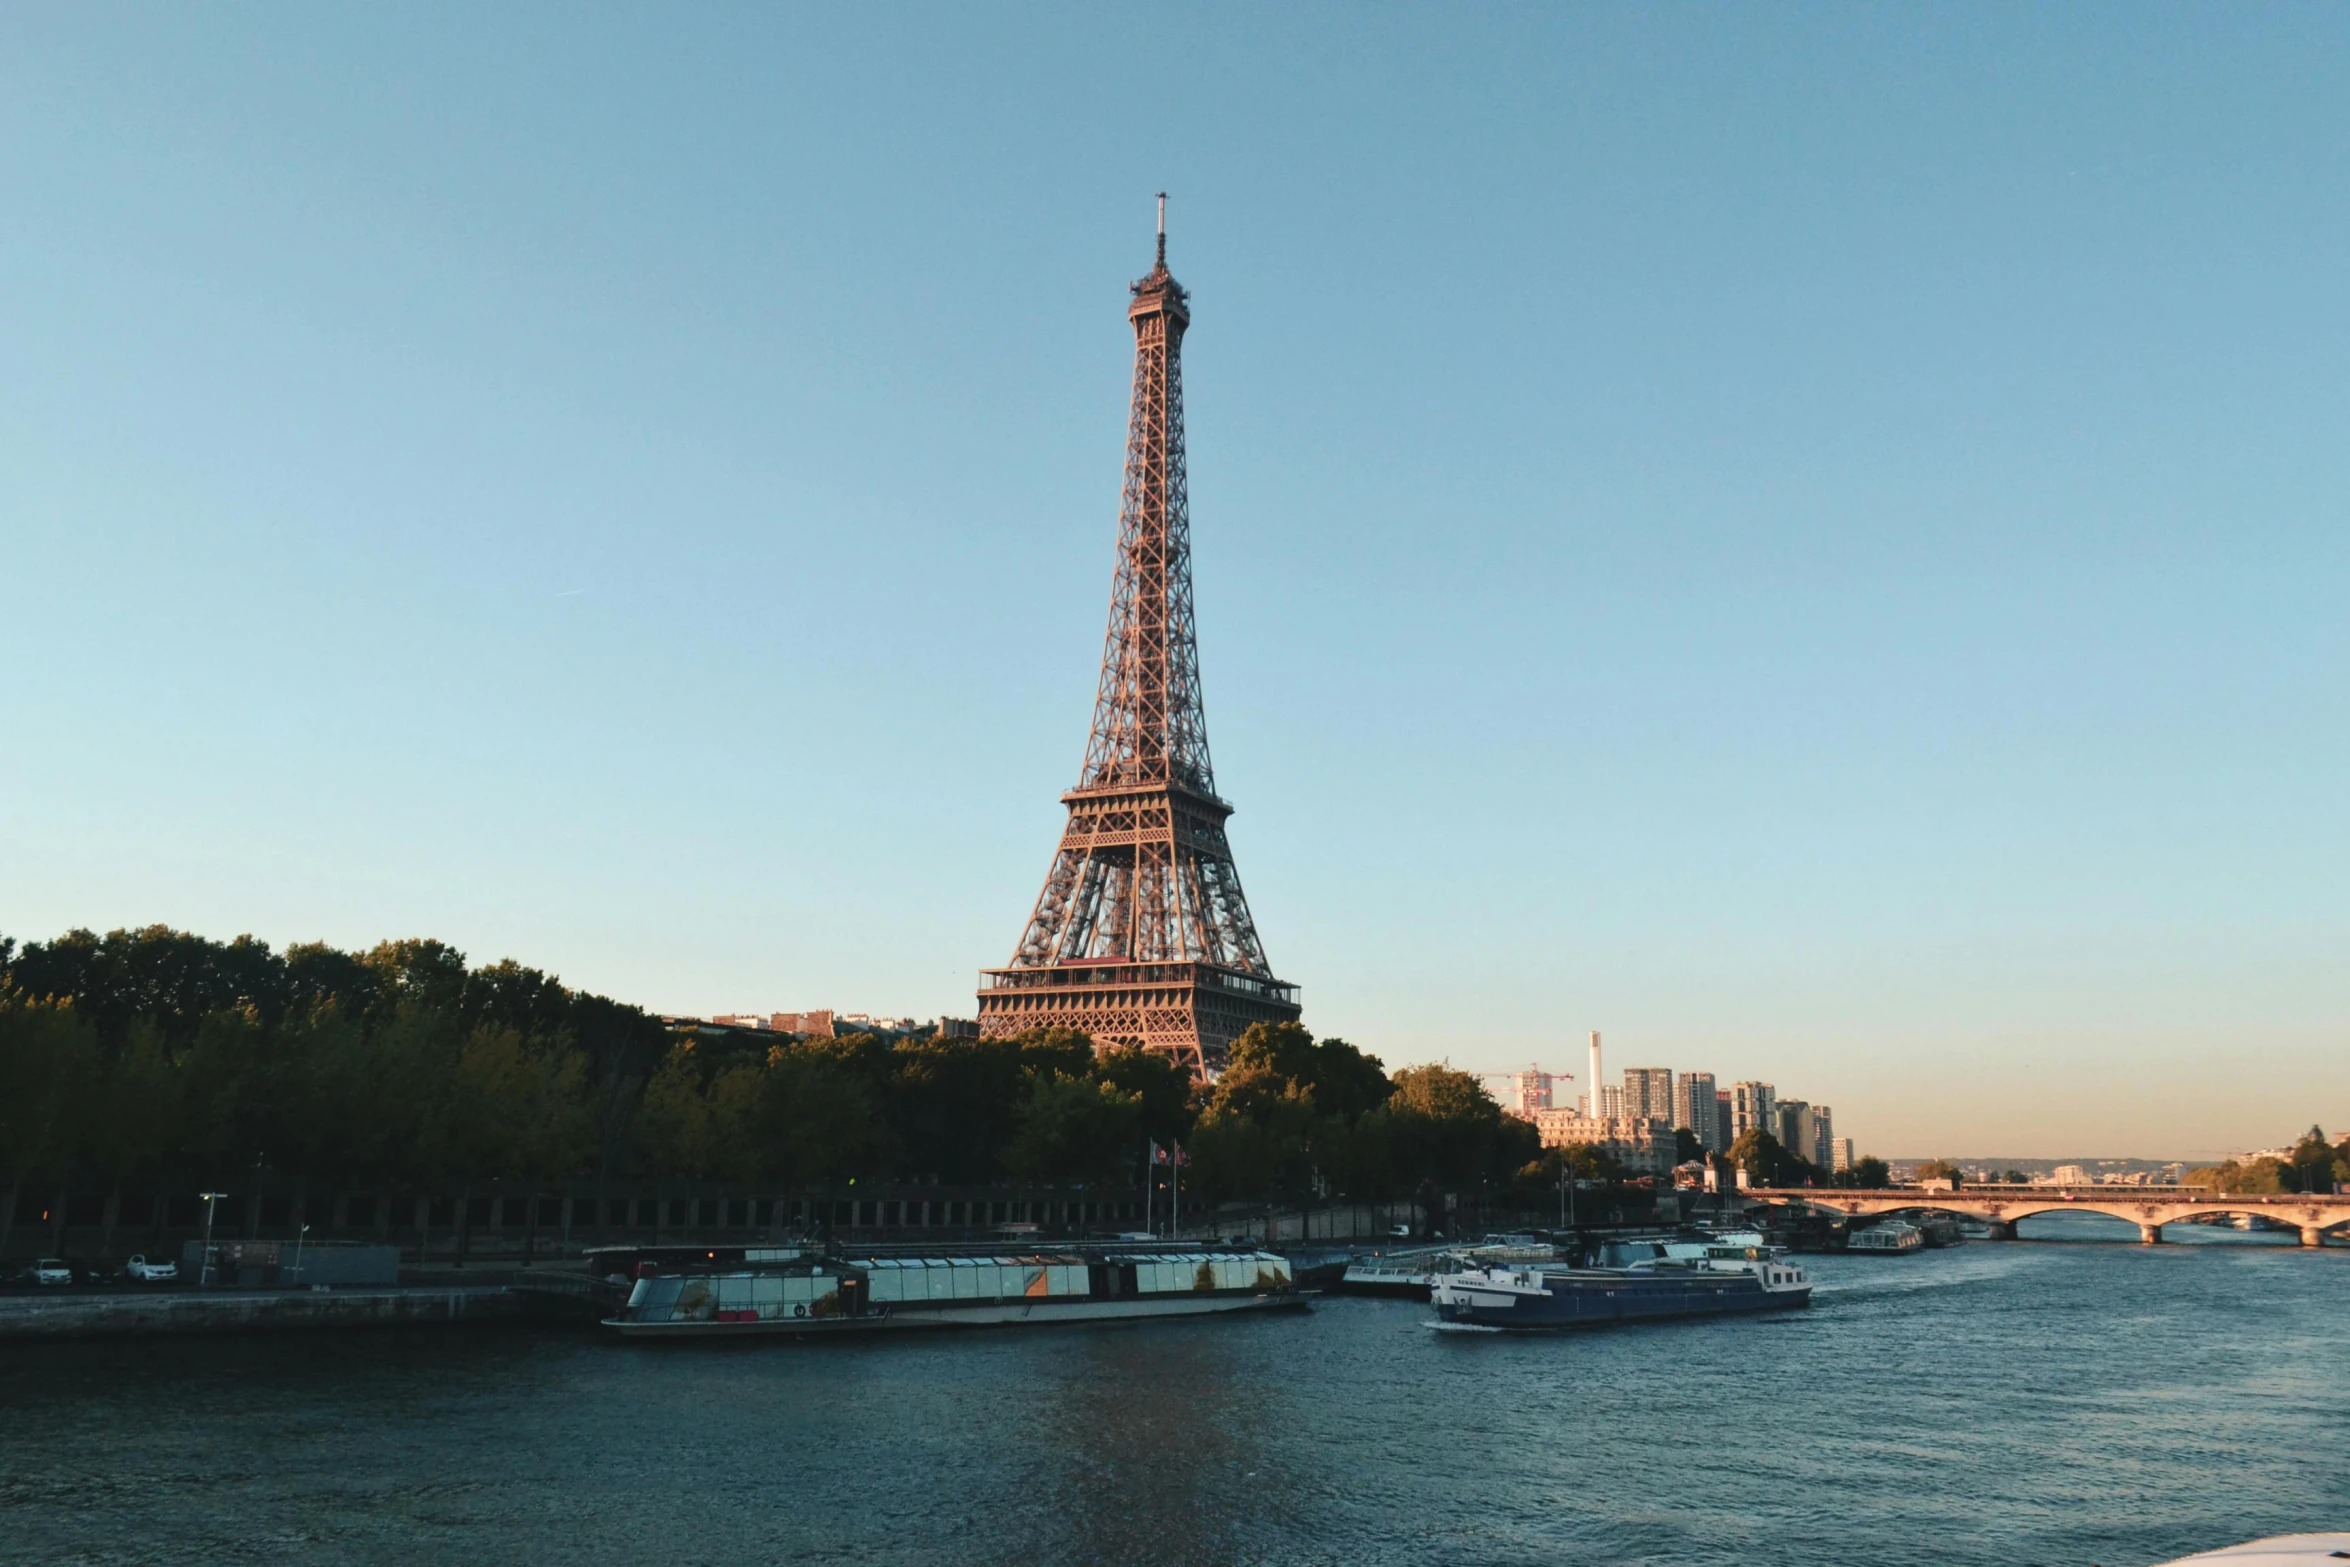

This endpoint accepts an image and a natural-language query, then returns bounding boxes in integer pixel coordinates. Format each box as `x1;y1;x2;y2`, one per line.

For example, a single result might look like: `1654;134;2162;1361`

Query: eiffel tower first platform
977;202;1300;1076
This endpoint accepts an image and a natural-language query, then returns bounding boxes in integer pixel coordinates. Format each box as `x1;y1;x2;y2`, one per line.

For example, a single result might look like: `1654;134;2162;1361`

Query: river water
6;1216;2346;1566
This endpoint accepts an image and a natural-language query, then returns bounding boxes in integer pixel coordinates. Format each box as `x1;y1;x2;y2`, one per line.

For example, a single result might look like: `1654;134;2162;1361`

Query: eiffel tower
977;201;1300;1075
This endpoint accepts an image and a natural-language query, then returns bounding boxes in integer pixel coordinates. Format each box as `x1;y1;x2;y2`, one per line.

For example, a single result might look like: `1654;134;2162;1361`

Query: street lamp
292;1223;311;1286
197;1192;226;1288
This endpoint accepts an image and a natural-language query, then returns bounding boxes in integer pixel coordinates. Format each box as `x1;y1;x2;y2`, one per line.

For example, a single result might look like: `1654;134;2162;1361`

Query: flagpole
1144;1139;1156;1238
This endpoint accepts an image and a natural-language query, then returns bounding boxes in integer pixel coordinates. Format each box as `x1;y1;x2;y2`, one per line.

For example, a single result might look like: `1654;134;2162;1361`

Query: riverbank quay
4;1180;1443;1277
0;1284;521;1340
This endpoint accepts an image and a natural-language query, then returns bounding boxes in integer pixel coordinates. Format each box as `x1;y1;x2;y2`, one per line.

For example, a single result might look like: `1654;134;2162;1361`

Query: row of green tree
2186;1128;2349;1195
1719;1128;1889;1190
2;926;1578;1224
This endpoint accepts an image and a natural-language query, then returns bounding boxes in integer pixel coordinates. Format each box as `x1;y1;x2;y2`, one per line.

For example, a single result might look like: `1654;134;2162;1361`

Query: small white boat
1339;1256;1444;1298
1846;1220;1925;1255
2153;1535;2350;1563
1339;1241;1553;1299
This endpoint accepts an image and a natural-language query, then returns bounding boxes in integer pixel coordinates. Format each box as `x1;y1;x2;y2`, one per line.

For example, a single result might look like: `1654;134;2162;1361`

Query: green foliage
1842;1156;1891;1188
2287;1126;2344;1193
1001;1072;1144;1186
2186;1157;2288;1194
0;926;666;1193
1182;1028;1535;1209
1519;1143;1626;1187
0;994;95;1188
1673;1127;1705;1165
1;926;1602;1211
2183;1129;2350;1195
1730;1128;1824;1187
1914;1159;1966;1184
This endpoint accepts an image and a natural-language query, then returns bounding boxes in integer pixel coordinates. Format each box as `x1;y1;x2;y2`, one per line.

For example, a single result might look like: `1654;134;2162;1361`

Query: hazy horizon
6;7;2345;1161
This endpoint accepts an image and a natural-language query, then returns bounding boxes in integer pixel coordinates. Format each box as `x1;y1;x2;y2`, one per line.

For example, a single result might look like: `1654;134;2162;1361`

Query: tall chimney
1587;1030;1602;1119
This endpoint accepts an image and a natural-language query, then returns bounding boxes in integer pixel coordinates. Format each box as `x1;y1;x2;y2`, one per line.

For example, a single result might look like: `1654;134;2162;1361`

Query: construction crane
1475;1064;1574;1115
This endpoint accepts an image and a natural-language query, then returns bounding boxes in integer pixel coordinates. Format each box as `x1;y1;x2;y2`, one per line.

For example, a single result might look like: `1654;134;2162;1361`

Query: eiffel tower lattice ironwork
978;203;1300;1075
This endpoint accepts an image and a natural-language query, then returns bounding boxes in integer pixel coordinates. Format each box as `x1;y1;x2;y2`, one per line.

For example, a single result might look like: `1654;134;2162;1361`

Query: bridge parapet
1739;1187;2349;1246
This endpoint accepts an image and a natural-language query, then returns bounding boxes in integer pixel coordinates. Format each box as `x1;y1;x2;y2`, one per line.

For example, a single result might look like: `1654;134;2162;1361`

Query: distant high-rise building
1775;1098;1808;1154
1512;1067;1555;1118
1730;1081;1776;1141
1832;1137;1855;1173
1623;1068;1674;1123
1674;1072;1722;1152
1598;1083;1625;1118
1715;1089;1732;1141
1801;1105;1834;1169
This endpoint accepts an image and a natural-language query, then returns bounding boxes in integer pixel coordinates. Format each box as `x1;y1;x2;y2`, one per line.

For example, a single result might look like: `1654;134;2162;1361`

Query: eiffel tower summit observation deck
977;201;1301;1076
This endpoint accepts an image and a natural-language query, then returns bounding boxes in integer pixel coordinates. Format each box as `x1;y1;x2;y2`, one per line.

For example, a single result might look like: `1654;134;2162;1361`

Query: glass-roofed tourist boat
601;1244;1303;1338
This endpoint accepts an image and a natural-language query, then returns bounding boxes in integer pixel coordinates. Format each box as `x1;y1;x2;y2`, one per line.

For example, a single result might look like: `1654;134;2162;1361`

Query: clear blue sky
4;6;2344;1159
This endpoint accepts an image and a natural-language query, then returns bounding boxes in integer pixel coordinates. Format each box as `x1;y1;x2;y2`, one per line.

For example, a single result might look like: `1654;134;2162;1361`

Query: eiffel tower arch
978;203;1301;1076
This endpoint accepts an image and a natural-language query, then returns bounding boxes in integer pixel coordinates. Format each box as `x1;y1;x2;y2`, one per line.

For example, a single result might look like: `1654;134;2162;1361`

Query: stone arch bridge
1742;1186;2350;1247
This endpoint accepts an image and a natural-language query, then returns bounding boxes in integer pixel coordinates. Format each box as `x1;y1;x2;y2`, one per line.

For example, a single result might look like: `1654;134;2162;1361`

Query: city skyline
5;9;2346;1159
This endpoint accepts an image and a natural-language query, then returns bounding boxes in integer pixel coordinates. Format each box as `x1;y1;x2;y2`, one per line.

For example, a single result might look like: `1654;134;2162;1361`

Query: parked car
123;1254;178;1283
26;1259;74;1286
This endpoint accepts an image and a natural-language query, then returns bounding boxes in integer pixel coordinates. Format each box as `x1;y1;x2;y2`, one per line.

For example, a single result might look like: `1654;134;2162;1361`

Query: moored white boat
604;1246;1301;1338
1846;1220;1925;1255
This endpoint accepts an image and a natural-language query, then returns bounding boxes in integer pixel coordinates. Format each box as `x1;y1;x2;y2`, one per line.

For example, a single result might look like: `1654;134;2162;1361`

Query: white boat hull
608;1289;1303;1338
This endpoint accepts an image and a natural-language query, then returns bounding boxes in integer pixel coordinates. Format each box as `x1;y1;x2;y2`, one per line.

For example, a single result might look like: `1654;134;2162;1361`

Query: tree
1000;1072;1143;1186
0;995;96;1255
1384;1064;1540;1197
2286;1127;2339;1194
757;1040;891;1186
443;1025;595;1181
884;1029;1089;1183
1090;1046;1195;1153
1673;1127;1705;1165
2187;1157;2288;1195
1833;1155;1890;1189
1190;1024;1402;1210
1214;1022;1392;1125
1915;1158;1965;1185
1729;1129;1820;1187
633;1045;712;1178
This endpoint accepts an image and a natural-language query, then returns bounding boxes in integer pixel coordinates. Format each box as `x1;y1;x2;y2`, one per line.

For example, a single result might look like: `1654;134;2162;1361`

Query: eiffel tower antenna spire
977;211;1300;1076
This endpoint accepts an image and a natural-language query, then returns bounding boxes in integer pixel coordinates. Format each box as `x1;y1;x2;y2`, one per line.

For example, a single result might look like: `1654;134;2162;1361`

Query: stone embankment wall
0;1286;519;1340
6;1181;1154;1267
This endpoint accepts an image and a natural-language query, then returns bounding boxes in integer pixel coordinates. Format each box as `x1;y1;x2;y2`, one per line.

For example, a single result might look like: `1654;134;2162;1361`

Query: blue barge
1429;1243;1810;1331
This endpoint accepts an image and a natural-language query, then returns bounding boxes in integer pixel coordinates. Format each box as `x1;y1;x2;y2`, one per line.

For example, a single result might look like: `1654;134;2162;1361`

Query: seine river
6;1216;2346;1566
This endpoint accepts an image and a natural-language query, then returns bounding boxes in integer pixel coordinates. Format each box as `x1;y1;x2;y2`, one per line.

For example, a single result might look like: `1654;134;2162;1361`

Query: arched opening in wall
2153;1210;2323;1247
2010;1210;2146;1243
